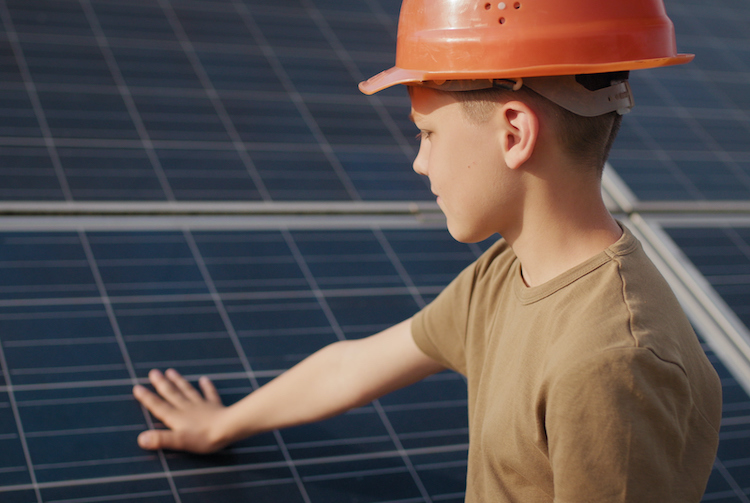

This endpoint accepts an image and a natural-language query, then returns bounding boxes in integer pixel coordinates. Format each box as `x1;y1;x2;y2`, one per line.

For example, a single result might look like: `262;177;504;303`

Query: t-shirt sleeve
411;254;482;376
546;347;706;502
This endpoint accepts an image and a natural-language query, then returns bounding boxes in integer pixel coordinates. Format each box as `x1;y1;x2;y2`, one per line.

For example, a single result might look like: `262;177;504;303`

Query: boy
133;0;722;500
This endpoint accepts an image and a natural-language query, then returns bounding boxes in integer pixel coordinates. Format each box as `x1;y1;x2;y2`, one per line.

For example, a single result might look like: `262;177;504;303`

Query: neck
504;172;623;288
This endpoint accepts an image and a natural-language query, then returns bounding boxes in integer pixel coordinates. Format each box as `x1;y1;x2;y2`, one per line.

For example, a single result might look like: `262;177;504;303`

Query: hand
133;368;229;454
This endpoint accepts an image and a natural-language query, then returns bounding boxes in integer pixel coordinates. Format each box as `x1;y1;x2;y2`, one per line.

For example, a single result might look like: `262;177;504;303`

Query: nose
412;142;428;176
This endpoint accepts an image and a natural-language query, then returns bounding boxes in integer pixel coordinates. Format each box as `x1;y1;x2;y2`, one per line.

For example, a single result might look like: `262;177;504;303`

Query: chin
446;223;487;244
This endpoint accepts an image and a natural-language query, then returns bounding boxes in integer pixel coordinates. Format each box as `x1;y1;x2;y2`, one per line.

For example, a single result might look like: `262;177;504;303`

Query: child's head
361;0;692;241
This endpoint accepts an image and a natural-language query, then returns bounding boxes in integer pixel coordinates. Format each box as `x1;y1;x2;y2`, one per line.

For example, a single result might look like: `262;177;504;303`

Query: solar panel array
1;0;750;502
1;0;424;203
0;228;492;502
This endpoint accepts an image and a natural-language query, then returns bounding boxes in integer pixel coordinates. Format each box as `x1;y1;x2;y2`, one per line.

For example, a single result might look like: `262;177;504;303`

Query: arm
133;317;444;453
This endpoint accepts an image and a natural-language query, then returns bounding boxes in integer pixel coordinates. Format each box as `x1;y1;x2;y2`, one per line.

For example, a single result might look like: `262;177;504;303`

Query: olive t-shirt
412;226;721;502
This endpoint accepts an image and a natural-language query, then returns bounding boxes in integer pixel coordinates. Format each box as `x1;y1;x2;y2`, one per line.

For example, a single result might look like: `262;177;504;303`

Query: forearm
216;340;362;443
213;318;443;447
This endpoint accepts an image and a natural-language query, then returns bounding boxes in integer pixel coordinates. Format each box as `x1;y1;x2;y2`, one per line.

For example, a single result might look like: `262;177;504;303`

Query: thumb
137;430;179;451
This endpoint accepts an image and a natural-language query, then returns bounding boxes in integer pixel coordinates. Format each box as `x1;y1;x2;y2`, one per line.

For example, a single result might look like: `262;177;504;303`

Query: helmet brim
358;54;694;95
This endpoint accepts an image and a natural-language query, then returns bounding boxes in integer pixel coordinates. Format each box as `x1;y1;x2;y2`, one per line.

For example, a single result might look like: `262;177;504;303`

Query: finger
148;369;189;407
164;368;203;403
198;376;222;404
133;384;174;422
137;429;181;451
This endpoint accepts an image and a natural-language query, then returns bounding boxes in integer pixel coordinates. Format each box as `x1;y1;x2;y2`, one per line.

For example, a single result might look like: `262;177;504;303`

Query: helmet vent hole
485;2;491;9
498;2;506;9
514;2;521;8
498;16;506;24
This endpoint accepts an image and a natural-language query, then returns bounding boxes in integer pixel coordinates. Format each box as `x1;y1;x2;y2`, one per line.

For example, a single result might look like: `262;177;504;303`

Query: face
409;86;520;243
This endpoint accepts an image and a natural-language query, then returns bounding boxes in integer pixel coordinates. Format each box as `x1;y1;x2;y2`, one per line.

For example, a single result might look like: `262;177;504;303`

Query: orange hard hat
359;0;694;95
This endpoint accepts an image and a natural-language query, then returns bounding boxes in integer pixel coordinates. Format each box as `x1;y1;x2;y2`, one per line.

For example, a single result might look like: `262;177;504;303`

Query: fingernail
138;432;153;449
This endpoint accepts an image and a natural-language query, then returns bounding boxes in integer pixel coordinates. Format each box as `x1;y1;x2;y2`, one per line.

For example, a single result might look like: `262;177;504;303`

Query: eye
415;130;431;142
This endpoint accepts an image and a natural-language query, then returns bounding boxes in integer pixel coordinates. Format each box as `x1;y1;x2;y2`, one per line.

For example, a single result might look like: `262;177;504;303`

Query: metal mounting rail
0;200;441;216
0;201;446;231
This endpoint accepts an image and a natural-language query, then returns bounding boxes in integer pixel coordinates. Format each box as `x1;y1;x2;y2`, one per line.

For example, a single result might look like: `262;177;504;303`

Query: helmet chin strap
418;75;634;117
523;76;634;117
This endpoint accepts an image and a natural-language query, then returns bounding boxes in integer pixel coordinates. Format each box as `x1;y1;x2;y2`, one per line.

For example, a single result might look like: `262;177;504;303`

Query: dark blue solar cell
92;2;175;41
0;91;39;138
326;15;396;54
174;6;256;46
251;150;353;200
7;0;93;37
37;91;139;140
278;55;360;96
281;409;393;459
0;398;31;486
223;97;315;143
116;303;228;338
227;299;331;333
307;100;397;146
41;479;176;503
300;457;426;503
133;94;230;142
325;294;422;334
305;469;422;503
176;468;308;503
239;330;338;370
28;430;162;483
112;46;202;89
199;50;284;92
21;41;115;86
253;10;330;51
59;147;168;200
19;394;141;436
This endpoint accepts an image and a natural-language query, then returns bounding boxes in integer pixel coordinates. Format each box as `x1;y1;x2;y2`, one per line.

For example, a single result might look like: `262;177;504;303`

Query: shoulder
541;227;720;411
552;226;693;355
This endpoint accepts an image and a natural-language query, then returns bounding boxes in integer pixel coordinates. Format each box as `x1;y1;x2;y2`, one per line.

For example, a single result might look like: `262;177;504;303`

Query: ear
497;101;539;170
